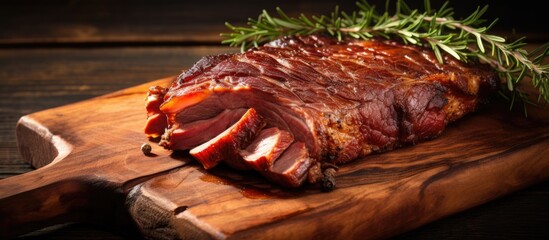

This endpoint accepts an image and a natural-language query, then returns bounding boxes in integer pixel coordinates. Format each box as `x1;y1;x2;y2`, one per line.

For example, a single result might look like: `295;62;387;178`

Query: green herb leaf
221;0;549;113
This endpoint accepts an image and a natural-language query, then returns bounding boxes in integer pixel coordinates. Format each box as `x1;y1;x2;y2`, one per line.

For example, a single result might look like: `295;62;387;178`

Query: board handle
0;162;132;239
0;117;129;239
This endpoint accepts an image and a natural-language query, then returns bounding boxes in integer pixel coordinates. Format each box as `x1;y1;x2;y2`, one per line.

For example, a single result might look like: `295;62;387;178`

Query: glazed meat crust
144;35;498;187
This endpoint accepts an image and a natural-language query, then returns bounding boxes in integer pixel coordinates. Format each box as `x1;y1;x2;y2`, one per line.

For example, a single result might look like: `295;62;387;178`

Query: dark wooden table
1;0;548;239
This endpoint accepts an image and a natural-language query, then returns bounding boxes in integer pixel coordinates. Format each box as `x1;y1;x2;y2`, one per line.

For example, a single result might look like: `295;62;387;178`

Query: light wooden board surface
1;77;547;239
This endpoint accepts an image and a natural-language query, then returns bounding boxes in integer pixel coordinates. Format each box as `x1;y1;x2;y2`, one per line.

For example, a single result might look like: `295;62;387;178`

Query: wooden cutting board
0;77;548;239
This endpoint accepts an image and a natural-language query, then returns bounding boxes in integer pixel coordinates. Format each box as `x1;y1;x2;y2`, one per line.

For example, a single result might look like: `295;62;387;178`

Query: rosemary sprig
221;0;549;111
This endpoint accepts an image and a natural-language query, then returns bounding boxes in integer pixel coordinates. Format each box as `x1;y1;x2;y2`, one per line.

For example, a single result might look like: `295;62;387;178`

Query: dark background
1;0;548;47
1;0;548;239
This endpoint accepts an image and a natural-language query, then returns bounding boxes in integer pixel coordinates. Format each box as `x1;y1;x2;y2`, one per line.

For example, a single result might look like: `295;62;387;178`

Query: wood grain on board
1;0;548;237
0;78;186;238
0;77;547;239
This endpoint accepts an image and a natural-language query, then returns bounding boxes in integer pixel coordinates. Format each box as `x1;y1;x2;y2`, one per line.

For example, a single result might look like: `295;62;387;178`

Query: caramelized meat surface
145;35;498;187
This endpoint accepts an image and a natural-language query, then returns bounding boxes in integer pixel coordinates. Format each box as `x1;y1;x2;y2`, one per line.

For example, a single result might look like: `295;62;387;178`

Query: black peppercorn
320;167;337;192
141;143;152;155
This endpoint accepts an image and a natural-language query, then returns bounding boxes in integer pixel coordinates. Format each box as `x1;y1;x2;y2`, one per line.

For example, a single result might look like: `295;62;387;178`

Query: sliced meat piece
268;142;314;187
159;108;247;150
190;108;265;169
240;127;294;171
144;86;168;138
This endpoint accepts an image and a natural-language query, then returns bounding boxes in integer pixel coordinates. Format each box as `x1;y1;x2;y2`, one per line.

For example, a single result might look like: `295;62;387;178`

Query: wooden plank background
1;0;548;46
1;0;548;239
